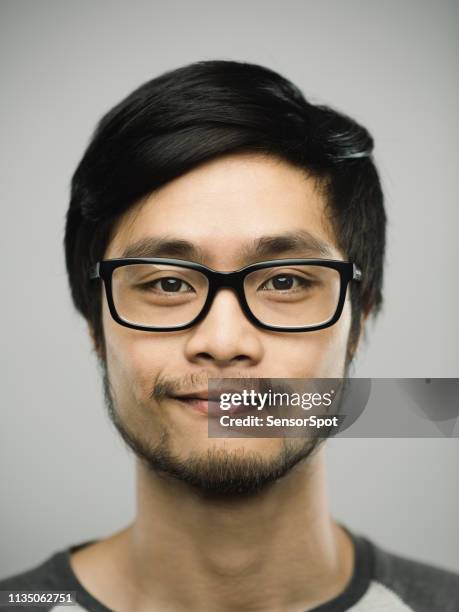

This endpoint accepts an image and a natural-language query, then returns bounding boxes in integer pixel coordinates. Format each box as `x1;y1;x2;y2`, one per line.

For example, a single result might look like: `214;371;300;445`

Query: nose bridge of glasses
201;270;249;321
209;269;245;291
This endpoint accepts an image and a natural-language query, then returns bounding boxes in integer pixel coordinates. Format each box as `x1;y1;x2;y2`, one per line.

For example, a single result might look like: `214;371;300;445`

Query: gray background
1;0;458;577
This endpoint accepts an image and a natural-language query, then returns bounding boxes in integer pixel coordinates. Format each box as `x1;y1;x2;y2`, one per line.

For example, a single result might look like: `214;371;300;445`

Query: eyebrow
120;230;335;263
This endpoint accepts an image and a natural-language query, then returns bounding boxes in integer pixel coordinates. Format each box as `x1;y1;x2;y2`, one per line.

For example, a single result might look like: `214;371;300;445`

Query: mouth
171;396;222;416
171;392;255;416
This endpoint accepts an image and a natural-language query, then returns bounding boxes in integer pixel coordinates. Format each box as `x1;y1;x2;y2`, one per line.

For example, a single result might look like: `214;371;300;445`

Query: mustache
150;372;296;400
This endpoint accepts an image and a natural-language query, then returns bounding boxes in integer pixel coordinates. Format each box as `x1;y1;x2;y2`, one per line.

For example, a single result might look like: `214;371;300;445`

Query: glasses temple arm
352;263;362;281
89;263;100;279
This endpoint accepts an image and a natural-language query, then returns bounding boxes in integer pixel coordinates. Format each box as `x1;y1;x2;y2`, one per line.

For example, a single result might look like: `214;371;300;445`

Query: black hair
64;60;386;363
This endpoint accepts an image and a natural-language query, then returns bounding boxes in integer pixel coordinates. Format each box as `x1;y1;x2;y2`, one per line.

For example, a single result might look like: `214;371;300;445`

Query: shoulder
0;545;91;612
0;554;63;591
368;537;459;612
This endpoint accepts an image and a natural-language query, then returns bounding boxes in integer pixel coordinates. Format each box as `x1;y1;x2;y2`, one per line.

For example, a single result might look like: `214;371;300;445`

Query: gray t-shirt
1;525;458;611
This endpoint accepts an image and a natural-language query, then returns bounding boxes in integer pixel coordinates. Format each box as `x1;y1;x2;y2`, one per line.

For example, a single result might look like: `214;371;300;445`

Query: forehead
105;154;343;266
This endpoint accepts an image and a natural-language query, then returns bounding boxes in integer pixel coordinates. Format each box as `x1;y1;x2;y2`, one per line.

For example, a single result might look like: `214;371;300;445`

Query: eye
260;274;312;292
141;277;195;293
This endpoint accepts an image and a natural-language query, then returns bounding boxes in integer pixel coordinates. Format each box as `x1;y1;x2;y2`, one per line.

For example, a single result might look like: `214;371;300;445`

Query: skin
71;153;367;611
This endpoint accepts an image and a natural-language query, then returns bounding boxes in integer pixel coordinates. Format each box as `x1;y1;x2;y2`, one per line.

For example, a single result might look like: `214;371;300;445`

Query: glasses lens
112;263;209;327
244;264;341;328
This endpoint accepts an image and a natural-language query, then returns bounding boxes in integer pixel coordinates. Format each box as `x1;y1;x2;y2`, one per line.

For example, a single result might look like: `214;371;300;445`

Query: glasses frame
89;257;362;333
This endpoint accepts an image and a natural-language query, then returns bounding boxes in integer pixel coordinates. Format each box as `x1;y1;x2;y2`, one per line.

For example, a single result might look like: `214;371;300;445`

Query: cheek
315;301;352;376
272;301;352;378
102;301;166;406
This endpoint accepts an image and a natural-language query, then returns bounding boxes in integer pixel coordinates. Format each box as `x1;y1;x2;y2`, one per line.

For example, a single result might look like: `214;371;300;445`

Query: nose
183;287;264;367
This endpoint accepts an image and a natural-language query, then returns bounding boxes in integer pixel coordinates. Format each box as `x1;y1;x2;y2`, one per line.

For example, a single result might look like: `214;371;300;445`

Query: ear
87;322;104;361
348;311;370;360
354;311;371;354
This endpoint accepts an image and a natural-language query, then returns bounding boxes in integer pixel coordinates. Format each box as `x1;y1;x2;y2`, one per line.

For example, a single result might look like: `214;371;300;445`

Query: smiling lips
172;390;253;416
174;396;223;416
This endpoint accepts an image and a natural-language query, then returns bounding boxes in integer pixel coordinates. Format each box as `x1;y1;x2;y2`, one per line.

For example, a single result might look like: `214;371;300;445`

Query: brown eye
141;277;194;293
261;274;312;291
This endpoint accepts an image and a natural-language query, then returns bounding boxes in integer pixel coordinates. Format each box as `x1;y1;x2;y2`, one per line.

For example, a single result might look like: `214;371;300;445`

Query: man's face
99;154;354;495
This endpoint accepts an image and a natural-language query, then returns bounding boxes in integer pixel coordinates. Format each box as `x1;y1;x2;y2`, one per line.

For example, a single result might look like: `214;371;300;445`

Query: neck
115;446;354;611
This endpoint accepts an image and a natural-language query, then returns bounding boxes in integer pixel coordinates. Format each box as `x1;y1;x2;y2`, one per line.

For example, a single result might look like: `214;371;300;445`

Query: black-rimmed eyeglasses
89;258;362;332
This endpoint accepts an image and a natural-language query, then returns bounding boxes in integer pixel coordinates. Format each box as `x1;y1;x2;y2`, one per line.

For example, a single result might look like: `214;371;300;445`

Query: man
1;60;458;611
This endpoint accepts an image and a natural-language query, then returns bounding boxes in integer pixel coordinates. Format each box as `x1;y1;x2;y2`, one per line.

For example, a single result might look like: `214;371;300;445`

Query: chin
172;433;285;456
